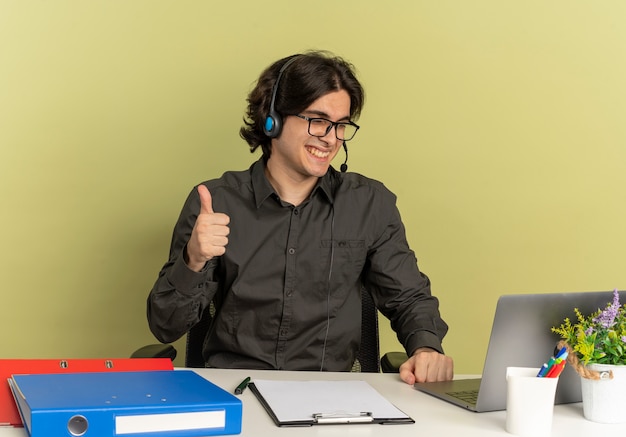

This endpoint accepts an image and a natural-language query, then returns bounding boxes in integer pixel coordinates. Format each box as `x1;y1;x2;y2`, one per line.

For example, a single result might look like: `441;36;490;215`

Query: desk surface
2;368;624;436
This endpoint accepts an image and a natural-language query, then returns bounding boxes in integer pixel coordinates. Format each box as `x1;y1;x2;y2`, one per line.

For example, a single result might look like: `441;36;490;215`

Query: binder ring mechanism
313;411;373;424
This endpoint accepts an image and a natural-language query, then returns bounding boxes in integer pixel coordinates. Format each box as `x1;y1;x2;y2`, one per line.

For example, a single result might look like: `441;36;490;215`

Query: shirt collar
250;158;338;208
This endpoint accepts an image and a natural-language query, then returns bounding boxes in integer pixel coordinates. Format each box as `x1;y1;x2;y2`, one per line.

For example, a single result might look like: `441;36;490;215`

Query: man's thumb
197;185;214;214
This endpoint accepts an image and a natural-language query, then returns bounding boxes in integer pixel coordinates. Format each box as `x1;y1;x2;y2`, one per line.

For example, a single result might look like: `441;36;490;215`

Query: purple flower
592;289;621;329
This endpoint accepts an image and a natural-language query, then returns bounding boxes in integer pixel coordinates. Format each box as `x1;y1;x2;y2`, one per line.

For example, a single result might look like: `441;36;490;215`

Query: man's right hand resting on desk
400;347;454;384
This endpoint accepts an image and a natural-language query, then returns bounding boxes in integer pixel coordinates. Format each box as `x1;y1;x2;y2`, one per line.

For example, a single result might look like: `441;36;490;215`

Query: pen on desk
234;376;251;395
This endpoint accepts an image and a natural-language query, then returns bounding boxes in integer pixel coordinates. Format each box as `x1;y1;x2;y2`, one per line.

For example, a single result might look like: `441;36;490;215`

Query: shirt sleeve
146;187;219;344
362;193;449;357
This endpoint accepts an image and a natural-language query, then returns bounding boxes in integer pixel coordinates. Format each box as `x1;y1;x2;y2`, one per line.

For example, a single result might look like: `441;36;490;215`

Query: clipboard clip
313;411;374;424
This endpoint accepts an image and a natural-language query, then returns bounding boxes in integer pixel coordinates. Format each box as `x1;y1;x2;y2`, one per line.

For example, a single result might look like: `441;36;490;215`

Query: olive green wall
2;1;625;373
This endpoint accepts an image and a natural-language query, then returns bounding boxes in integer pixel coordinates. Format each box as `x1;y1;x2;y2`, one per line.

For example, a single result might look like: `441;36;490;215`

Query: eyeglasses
292;114;360;141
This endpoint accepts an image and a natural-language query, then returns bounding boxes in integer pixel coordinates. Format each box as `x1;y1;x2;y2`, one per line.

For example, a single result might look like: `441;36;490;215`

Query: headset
263;55;300;138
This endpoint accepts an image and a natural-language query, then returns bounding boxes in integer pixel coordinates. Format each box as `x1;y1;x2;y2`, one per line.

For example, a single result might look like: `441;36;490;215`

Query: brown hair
240;50;365;159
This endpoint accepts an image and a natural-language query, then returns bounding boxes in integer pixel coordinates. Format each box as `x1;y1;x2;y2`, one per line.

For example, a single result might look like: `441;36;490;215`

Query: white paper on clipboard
250;379;413;426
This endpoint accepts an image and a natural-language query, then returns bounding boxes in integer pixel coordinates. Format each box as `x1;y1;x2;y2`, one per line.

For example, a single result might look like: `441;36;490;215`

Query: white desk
2;368;625;436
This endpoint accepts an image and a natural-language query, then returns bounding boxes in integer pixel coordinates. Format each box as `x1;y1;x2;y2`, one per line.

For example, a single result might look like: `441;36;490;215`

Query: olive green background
2;1;625;373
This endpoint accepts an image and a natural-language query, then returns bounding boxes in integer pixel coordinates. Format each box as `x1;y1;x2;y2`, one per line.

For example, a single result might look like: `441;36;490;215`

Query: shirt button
288;248;296;255
293;209;299;215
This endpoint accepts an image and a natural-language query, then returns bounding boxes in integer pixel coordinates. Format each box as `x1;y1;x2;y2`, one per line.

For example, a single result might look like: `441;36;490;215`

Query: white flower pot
580;363;626;423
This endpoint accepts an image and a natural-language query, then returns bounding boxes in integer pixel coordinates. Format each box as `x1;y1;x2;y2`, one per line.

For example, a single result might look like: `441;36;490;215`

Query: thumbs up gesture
185;185;231;272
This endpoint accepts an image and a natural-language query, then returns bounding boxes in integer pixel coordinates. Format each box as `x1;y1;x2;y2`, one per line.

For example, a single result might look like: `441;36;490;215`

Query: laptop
415;290;625;412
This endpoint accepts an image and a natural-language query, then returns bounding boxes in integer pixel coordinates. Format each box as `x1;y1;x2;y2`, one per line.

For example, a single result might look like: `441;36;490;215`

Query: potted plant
552;289;626;423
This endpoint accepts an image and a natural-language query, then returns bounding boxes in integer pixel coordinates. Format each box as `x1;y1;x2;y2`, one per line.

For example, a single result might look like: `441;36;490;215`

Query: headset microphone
340;141;348;172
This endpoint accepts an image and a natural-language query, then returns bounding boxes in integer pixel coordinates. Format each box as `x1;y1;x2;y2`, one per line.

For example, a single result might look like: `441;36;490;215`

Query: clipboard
249;379;414;427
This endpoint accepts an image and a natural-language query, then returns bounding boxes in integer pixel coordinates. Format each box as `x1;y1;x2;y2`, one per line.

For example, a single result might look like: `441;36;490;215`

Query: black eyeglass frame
292;114;360;141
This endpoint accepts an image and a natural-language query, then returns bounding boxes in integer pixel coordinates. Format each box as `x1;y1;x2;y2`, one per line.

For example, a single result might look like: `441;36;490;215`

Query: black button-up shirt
147;158;448;371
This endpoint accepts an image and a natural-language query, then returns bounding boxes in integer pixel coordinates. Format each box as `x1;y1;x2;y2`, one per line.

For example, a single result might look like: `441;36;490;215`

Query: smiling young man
147;51;454;384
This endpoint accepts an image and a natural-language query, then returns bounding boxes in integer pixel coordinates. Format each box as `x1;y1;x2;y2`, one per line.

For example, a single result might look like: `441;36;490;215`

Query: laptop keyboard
447;389;478;405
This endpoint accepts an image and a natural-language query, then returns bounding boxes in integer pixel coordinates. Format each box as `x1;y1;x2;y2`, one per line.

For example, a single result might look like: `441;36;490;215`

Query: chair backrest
184;303;214;368
355;288;380;372
184;288;381;372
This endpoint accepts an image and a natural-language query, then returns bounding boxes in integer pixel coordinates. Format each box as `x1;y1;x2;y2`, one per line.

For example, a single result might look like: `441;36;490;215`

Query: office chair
132;288;407;372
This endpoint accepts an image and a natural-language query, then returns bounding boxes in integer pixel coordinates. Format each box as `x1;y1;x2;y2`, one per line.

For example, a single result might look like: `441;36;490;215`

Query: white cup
505;366;559;437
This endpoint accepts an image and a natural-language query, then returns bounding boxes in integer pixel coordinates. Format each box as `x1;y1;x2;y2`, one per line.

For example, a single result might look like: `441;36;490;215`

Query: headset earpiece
263;108;282;138
263;55;299;139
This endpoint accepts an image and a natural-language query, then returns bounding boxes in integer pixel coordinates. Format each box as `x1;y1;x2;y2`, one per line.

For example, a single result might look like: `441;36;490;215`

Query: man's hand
185;185;230;272
399;347;454;385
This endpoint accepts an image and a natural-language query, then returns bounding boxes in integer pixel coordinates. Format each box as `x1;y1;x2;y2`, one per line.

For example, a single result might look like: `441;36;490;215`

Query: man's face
269;89;351;180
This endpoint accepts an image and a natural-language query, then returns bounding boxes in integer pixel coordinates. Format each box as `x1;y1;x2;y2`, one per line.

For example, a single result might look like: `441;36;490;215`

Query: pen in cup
537;347;567;378
234;376;251;395
545;360;566;378
536;363;549;377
